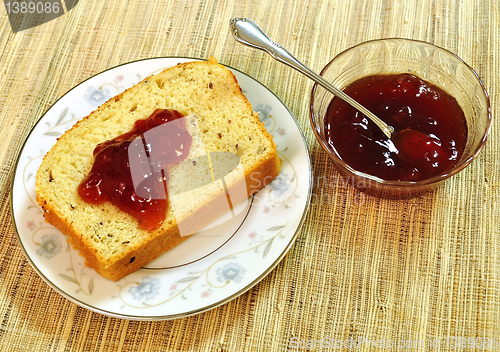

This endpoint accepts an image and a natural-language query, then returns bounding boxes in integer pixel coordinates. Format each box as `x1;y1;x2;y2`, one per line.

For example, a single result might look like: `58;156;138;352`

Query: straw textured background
1;0;499;350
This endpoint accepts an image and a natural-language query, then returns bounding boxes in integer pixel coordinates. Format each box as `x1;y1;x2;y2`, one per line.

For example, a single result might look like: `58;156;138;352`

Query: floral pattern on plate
11;58;312;320
115;223;289;309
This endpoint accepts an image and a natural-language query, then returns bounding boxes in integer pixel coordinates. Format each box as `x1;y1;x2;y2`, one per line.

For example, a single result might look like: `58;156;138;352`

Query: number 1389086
5;1;61;14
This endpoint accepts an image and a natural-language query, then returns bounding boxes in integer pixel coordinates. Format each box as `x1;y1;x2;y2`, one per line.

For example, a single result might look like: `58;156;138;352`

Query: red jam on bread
79;109;192;230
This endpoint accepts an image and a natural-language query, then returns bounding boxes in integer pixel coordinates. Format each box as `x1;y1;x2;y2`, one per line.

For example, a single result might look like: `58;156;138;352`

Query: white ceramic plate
10;58;312;320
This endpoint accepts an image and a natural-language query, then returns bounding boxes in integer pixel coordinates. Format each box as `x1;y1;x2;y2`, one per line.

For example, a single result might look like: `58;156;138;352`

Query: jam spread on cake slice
79;109;192;230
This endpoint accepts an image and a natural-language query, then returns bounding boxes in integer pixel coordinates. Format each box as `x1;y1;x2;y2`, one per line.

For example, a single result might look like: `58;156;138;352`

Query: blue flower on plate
255;104;272;128
128;276;161;301
84;86;111;106
216;263;246;283
269;173;290;197
36;234;63;259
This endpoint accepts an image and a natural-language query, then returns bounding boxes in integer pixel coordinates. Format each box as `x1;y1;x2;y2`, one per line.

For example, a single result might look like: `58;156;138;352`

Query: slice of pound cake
35;57;281;281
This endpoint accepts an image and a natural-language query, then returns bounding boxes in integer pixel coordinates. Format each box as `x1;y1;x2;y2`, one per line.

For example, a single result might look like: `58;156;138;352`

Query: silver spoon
229;18;394;139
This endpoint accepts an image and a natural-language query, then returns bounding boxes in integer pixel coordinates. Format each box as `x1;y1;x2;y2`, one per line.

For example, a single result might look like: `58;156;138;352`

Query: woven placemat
1;0;499;350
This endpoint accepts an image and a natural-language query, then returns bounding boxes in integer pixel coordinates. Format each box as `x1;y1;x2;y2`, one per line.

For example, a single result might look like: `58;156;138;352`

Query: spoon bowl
391;129;447;167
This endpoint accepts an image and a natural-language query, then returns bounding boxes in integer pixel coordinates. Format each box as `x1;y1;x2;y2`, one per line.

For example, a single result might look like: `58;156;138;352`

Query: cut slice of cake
35;57;281;281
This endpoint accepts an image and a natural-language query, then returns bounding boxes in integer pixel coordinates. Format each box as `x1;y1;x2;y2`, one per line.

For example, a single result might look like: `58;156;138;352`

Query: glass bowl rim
309;37;492;187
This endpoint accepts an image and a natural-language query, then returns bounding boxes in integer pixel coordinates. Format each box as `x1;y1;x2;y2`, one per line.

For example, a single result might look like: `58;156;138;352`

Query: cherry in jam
78;109;192;230
324;74;467;181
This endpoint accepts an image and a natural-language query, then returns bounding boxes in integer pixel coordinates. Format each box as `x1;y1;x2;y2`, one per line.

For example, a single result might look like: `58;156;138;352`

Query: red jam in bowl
78;109;192;230
324;74;468;181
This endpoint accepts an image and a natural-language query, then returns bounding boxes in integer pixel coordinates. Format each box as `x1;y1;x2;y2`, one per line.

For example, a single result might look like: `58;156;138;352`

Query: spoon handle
229;18;394;138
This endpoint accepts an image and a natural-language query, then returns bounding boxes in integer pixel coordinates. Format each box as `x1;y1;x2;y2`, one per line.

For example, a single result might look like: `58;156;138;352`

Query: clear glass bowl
309;38;491;198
